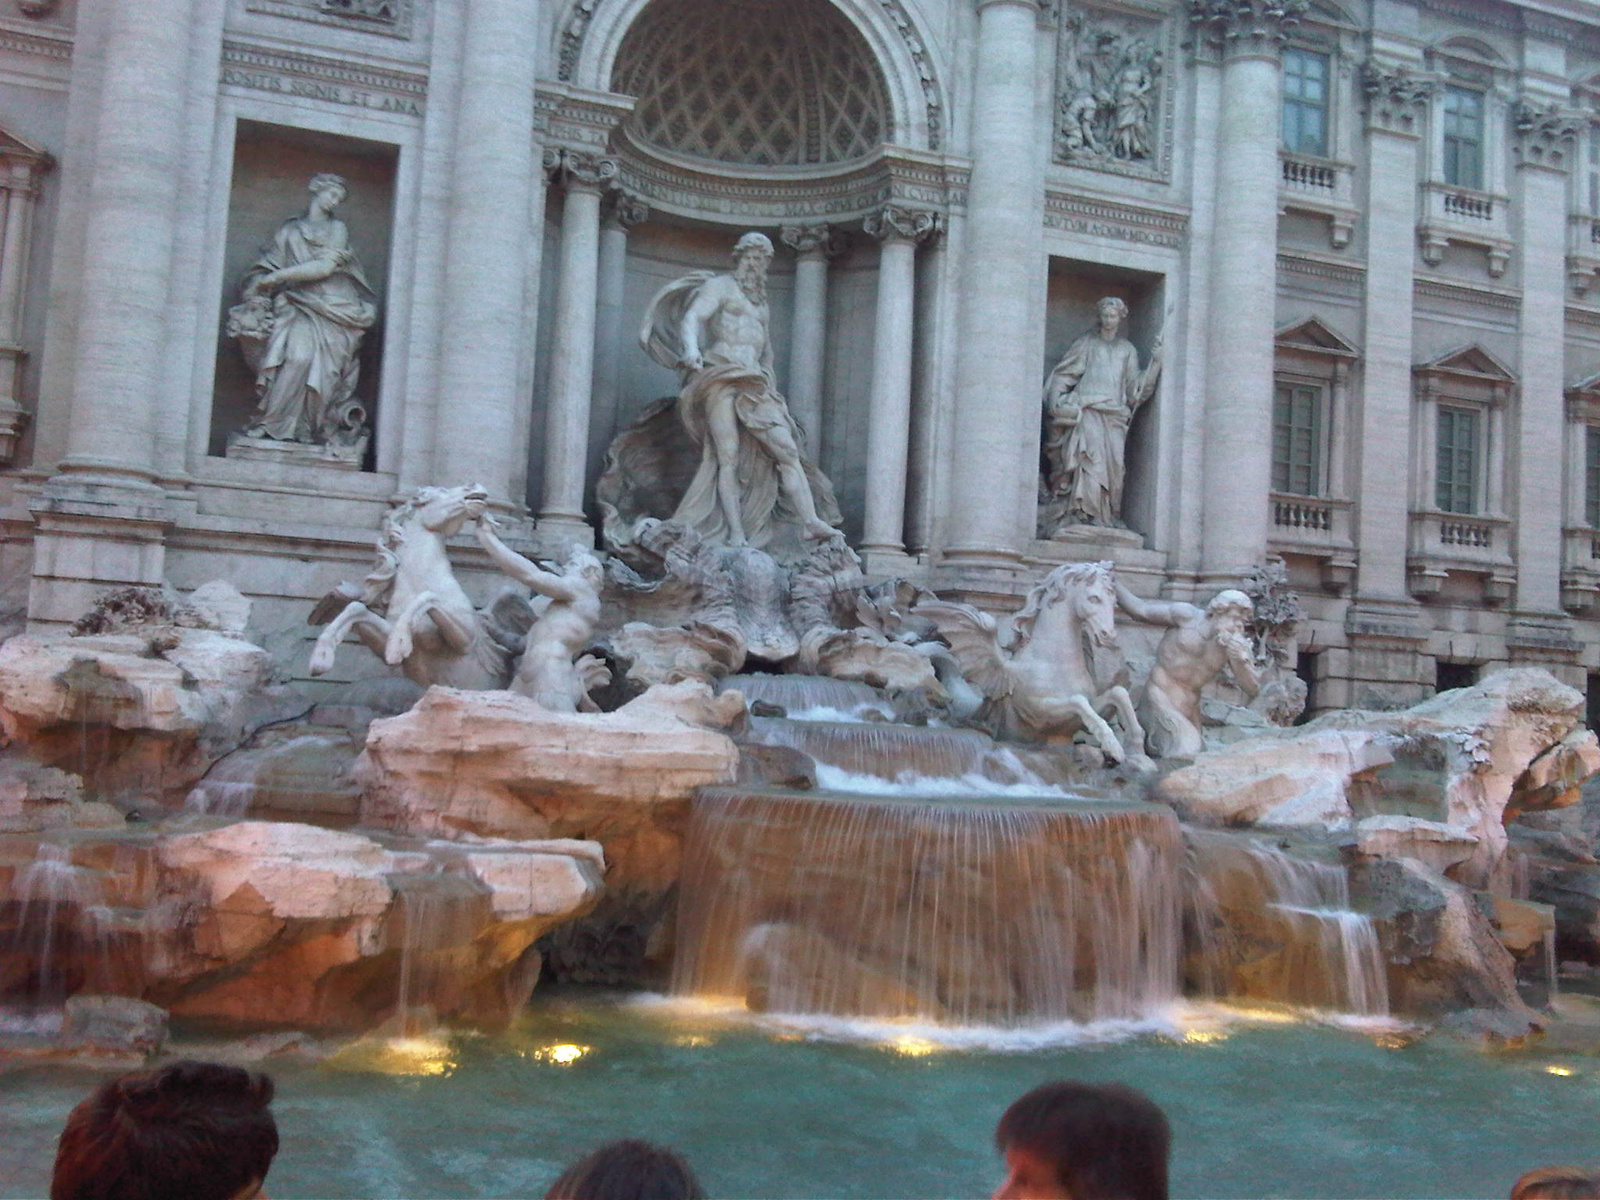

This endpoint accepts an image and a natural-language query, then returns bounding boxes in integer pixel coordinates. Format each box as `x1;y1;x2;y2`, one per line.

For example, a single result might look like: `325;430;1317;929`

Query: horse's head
1011;560;1118;652
1070;560;1119;648
410;483;490;535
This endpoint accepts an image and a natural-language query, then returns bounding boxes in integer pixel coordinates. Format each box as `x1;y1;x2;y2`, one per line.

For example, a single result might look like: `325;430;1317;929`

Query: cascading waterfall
671;787;1184;1026
747;718;1000;783
388;872;491;1033
2;844;115;1009
1184;831;1389;1017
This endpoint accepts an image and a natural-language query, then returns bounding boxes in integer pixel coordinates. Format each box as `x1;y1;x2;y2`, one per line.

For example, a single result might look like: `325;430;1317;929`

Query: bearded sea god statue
625;232;841;557
226;173;378;466
1041;296;1161;530
1114;583;1261;759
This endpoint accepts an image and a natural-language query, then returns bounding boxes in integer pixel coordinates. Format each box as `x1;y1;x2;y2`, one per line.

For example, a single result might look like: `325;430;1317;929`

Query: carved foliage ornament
1057;11;1167;174
544;148;620;191
1512;102;1585;171
780;224;847;258
863;205;941;244
603;189;650;228
1361;64;1437;134
1188;0;1309;54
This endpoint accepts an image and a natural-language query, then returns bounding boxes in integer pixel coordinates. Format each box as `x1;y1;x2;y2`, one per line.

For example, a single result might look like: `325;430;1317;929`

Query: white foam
812;762;1074;799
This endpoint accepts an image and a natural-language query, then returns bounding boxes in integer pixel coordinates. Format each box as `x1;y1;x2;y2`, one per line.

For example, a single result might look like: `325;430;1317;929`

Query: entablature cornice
534;83;635;155
1042;189;1188;247
219;39;427;117
606;130;969;225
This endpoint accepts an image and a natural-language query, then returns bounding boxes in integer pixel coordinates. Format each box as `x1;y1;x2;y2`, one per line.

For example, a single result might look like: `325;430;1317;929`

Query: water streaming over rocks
672;786;1184;1025
388;872;494;1034
1184;831;1389;1016
717;674;895;721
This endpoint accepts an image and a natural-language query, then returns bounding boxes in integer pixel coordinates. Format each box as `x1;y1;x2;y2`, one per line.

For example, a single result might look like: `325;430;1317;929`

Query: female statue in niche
228;172;378;452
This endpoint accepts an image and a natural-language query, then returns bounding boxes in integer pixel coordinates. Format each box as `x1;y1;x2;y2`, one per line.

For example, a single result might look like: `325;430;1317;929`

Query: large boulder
1157;669;1591;885
1350;856;1530;1017
0;622;303;806
358;683;739;890
0;820;603;1032
356;682;740;988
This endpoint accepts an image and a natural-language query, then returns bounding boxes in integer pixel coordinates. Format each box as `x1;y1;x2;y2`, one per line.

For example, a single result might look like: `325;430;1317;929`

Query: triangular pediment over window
0;125;48;166
1276;317;1360;359
1417;343;1517;383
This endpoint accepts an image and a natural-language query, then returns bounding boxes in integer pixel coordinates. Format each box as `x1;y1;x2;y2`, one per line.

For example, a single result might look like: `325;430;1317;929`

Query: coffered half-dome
610;0;891;168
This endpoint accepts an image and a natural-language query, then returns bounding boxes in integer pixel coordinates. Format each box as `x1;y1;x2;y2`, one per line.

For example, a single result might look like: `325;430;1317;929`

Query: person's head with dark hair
545;1139;705;1200
993;1080;1170;1200
1512;1166;1600;1199
51;1059;279;1200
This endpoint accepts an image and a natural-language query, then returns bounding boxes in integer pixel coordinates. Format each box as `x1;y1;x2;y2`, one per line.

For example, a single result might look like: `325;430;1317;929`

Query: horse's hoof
308;647;334;675
384;639;410;666
1123;754;1158;775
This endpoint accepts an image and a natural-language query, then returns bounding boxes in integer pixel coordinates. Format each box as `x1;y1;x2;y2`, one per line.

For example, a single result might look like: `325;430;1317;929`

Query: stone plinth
224;432;367;470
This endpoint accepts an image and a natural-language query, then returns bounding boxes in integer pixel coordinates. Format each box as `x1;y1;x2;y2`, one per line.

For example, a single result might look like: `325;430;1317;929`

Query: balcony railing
1570;213;1600;297
1278;151;1357;249
1419;182;1512;276
1562;526;1600;611
1408;508;1514;600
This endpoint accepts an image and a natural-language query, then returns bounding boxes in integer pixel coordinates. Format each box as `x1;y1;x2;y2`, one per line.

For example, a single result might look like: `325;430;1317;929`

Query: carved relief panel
1054;4;1174;182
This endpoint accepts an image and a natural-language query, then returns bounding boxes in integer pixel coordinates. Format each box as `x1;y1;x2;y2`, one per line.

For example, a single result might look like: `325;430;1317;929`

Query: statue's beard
735;260;768;306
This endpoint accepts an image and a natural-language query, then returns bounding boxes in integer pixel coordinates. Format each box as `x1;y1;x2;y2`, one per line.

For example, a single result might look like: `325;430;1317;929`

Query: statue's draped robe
639;272;839;562
1042;333;1155;526
248;216;378;442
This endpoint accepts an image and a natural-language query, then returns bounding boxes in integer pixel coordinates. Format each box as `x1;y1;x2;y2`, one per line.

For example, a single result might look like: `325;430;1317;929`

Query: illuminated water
1;989;1594;1200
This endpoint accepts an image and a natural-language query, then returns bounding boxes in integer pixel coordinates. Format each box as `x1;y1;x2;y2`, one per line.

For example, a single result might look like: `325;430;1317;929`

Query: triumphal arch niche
544;0;958;568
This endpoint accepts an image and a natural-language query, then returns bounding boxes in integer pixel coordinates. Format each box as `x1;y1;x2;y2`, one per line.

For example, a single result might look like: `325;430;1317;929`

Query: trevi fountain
2;227;1599;1197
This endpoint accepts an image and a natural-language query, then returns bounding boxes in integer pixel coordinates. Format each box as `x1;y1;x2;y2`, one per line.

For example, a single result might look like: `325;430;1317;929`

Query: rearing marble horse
308;484;516;689
916;561;1147;764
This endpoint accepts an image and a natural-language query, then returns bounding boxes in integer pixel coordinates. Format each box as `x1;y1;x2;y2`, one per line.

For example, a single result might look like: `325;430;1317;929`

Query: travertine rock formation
1156;669;1596;885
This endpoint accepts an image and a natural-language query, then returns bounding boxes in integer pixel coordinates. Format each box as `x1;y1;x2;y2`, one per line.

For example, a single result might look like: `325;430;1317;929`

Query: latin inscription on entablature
221;42;427;117
1054;3;1175;184
1043;191;1186;248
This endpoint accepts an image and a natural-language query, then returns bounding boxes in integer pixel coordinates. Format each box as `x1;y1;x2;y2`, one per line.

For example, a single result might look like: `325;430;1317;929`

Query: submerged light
529;1042;590;1065
887;1035;940;1057
1545;1065;1577;1077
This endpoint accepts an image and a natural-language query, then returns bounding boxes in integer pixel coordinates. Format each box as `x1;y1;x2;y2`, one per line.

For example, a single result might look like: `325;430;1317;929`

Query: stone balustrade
1407;509;1515;602
1419;181;1512;276
1278;150;1357;248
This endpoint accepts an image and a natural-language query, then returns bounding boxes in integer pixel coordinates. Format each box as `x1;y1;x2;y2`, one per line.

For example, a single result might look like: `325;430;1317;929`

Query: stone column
0;151;46;464
780;223;839;458
1511;104;1585;618
538;149;615;541
1193;0;1304;582
433;0;539;506
944;0;1042;576
52;0;196;490
591;190;648;482
1353;65;1433;609
861;207;938;560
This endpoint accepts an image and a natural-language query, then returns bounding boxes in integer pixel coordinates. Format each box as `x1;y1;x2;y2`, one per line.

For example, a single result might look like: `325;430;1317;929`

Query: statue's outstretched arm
1114;580;1186;626
475;518;581;603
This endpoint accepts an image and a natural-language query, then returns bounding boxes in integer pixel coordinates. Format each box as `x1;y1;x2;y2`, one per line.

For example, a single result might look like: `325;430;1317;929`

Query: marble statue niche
915;561;1148;765
1114;583;1261;760
1056;12;1165;169
597;231;843;566
226;172;378;468
1039;296;1162;536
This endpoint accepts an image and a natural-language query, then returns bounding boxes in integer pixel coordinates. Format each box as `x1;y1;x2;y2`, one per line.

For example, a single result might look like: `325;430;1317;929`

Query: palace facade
0;0;1598;711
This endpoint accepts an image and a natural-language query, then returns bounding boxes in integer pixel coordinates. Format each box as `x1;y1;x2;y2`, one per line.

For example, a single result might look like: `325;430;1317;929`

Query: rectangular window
1587;427;1600;528
1272;382;1322;495
1282;48;1330;157
1588;124;1600;216
1443;86;1484;190
1436;405;1480;514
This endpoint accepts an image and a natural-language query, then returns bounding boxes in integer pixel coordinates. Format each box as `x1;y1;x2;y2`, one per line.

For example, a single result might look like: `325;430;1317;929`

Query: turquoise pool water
2;990;1594;1199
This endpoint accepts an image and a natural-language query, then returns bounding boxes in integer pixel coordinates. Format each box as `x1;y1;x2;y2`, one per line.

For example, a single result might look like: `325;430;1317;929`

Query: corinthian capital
543;148;619;192
1513;101;1586;172
1361;64;1437;135
602;188;649;229
863;205;942;245
1188;0;1308;59
780;223;846;258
